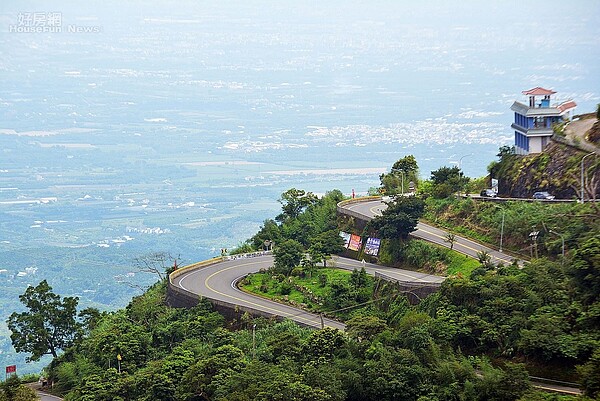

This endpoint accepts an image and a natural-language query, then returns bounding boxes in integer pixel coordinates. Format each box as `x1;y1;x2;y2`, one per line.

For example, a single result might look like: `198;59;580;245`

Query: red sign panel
348;234;362;252
6;365;16;374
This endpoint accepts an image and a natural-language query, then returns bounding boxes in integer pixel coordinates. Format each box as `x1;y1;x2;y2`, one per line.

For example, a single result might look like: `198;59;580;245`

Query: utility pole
549;229;565;265
457;154;472;198
499;210;505;253
252;324;257;359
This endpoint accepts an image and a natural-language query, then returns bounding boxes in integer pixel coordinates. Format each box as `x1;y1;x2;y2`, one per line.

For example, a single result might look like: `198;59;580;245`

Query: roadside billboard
364;237;381;256
340;231;351;248
348;234;362;252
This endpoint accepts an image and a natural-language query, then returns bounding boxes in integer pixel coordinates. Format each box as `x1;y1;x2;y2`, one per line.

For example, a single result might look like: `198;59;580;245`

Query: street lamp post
458;154;472;171
581;152;596;203
400;171;405;196
457;154;472;197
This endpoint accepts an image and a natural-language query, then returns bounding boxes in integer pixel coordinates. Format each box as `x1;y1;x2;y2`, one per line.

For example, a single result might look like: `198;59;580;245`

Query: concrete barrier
167;267;323;328
375;271;441;304
166;247;439;322
337;196;381;222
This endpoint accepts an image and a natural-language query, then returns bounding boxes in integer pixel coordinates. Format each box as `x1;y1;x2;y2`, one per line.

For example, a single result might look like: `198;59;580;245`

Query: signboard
339;231;351;248
491;178;498;192
6;364;16;379
348;234;362;252
364;237;381;256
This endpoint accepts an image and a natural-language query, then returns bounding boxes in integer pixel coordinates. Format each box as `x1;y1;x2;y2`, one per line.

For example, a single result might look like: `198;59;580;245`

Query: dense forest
3;152;600;401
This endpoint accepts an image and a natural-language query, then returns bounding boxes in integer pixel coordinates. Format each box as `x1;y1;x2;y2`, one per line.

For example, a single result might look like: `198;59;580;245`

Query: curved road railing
168;251;444;330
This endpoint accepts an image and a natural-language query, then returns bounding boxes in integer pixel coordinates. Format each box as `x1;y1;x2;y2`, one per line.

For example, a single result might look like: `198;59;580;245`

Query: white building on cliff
511;87;576;155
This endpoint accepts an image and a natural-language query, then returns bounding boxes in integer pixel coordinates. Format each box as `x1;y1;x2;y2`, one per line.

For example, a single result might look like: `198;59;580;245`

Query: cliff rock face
587;120;600;144
498;142;599;200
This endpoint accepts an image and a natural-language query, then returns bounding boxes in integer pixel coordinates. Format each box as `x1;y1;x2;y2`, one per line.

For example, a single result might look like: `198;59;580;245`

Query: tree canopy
276;188;318;222
429;166;469;198
273;239;304;276
7;280;83;361
368;196;425;240
379;155;419;195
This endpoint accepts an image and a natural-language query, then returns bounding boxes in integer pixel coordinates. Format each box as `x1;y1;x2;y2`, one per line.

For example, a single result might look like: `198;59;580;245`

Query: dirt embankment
587;119;600;144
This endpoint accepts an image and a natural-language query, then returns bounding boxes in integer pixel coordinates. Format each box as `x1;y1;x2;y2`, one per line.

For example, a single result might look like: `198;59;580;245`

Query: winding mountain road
170;197;519;330
339;198;520;265
170;197;579;395
171;253;444;330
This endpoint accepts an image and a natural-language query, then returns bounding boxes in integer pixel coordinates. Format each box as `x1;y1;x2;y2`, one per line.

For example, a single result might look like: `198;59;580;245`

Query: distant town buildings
511;87;576;155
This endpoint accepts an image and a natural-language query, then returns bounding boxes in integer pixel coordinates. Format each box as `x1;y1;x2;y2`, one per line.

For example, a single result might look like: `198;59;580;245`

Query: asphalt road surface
25;383;64;401
171;254;444;331
37;392;63;401
340;198;520;266
171;196;515;331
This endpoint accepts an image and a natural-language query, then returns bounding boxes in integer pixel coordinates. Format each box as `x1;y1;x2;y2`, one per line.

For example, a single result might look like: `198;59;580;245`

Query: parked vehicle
533;191;555;200
480;189;498;198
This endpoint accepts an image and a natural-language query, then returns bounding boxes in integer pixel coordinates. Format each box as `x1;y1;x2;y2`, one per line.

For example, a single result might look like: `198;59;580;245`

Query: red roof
522;87;556;96
557;100;577;113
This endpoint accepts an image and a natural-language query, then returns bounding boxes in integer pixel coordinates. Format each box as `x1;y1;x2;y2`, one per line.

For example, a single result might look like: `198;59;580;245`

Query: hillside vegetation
5;153;600;400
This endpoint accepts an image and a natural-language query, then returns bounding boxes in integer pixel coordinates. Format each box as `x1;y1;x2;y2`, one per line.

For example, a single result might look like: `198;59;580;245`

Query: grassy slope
239;268;354;310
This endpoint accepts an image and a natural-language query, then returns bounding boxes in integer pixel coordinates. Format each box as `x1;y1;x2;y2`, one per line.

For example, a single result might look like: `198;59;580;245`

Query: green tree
349;267;369;289
0;376;38;401
251;219;282;250
476;250;494;270
430;166;469;198
578;348;600;398
368;196;425;240
7;280;81;361
213;361;332;401
345;315;388;342
430;166;460;186
569;236;600;304
379;155;419;195
518;310;578;361
273;239;305;276
84;311;153;372
302;328;346;360
363;346;426;401
178;344;246;401
309;230;345;267
276;188;318;222
391;155;419;176
474;361;531;401
488;145;515;183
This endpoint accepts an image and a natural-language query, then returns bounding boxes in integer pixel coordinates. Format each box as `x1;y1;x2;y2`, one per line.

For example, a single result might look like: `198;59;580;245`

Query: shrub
279;281;293;295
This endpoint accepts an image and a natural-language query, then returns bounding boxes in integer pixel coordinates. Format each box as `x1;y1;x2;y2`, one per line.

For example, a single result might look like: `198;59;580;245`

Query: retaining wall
375;271;441;304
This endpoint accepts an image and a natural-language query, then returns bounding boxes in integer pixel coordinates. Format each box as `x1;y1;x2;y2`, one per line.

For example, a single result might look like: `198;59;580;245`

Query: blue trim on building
515;131;529;152
513;112;534;130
